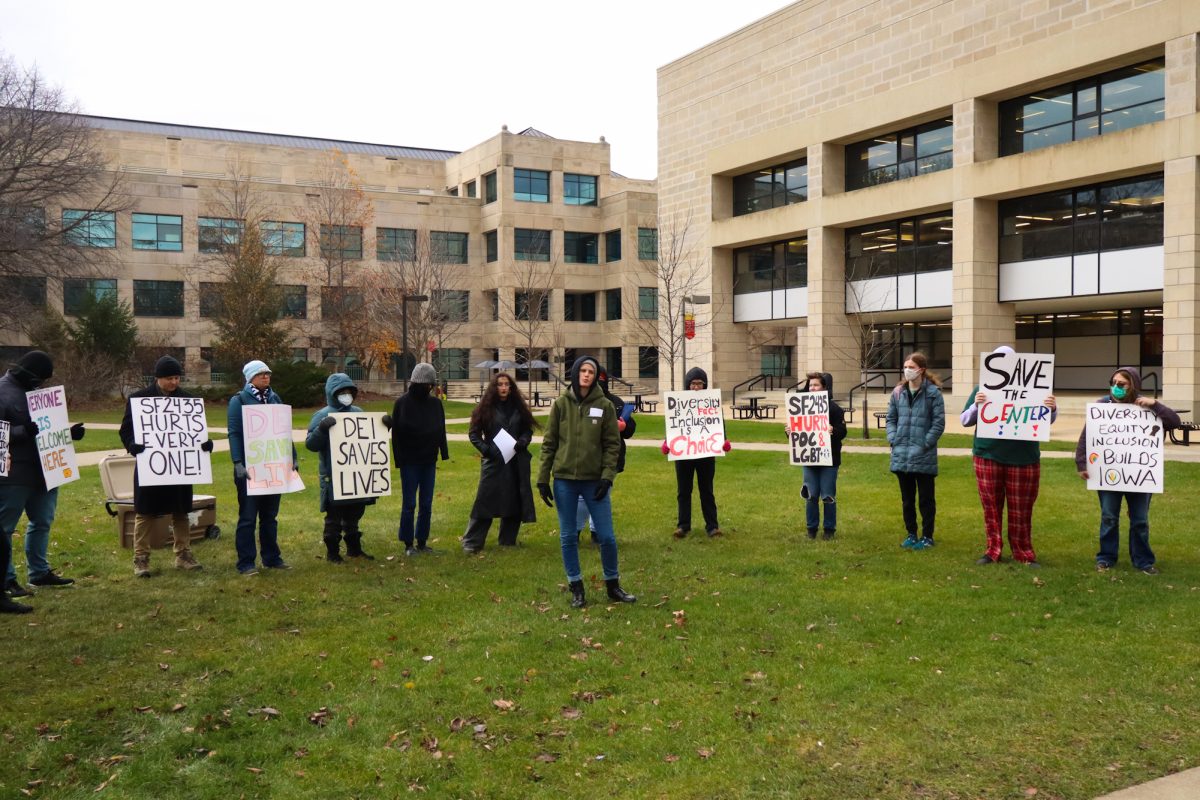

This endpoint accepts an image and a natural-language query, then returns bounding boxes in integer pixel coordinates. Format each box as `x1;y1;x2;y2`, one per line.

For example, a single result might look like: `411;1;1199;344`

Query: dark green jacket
537;384;620;484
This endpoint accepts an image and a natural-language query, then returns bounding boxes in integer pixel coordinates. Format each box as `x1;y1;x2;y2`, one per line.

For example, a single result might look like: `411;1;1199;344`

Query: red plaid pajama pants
973;456;1040;563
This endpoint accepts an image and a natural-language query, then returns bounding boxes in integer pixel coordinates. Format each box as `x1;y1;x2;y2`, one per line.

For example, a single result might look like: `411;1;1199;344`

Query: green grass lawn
4;446;1198;798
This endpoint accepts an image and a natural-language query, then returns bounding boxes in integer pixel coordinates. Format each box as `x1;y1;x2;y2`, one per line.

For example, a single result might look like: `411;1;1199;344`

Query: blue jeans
554;479;619;583
802;465;839;532
398;463;436;547
1097;490;1154;569
234;476;283;571
1;484;59;583
575;495;601;534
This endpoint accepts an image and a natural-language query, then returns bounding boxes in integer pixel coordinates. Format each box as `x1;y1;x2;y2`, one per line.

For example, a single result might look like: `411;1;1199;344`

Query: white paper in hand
492;428;517;464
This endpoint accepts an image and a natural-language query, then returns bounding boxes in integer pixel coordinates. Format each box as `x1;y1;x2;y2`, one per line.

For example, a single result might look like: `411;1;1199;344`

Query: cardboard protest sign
27;386;79;489
242;404;304;496
977;351;1055;442
0;420;9;478
663;389;725;461
1084;403;1164;493
130;395;212;486
329;412;392;500
787;391;832;466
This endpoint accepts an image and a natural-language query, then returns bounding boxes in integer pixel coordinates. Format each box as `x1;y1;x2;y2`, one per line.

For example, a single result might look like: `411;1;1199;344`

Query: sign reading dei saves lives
1084;403;1164;493
330;413;392;500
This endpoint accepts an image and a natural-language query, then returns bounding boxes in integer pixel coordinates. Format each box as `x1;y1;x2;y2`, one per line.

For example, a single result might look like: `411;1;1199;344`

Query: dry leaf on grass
492;699;516;711
560;706;582;720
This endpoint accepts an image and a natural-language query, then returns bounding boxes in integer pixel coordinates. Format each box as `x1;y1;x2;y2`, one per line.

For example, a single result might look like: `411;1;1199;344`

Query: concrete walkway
1093;768;1200;799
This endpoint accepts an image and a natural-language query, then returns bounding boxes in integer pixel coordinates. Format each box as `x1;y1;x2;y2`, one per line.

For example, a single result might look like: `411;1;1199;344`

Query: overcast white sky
0;0;788;179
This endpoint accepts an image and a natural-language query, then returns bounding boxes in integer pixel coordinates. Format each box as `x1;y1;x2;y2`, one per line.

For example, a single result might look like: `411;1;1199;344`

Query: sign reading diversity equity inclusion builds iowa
977;351;1055;442
787;391;832;466
664;389;726;461
330;413;392;500
242;404;304;496
1084;403;1164;493
130;396;212;486
27;385;79;489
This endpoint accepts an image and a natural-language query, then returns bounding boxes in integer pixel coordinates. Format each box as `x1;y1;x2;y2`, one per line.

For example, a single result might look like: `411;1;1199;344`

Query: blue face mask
1110;385;1127;400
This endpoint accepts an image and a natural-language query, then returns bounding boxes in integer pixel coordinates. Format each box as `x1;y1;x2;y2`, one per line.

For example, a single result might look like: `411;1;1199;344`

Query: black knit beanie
154;355;183;378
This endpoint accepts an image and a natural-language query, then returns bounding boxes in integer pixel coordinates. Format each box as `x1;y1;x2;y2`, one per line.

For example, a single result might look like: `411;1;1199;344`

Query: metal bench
874;411;888;429
1168;421;1200;446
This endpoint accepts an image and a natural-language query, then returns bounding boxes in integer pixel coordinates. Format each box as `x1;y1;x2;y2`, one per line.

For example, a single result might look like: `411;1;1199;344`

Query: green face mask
1110;385;1127;400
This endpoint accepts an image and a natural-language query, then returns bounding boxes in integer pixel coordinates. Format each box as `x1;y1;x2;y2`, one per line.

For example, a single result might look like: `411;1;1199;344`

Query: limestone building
658;0;1200;409
5;118;659;385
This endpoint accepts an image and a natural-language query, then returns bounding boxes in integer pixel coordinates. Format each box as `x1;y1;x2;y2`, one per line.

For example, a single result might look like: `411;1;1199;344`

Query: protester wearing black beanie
153;356;183;378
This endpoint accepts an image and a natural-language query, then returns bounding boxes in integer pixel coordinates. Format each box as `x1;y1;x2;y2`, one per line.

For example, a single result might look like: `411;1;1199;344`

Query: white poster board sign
329;412;392;500
787;391;832;466
664;389;726;461
977;351;1055;442
0;420;10;478
130;396;212;486
1084;403;1164;494
242;404;304;496
27;386;79;489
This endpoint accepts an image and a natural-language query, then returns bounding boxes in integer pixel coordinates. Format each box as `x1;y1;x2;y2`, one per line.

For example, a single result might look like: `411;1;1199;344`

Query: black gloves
381;414;393;430
593;479;612;501
319;416;337;431
234;462;247;480
538;482;554;507
514;440;528;452
128;442;146;455
70;423;85;441
200;440;214;452
23;419;40;439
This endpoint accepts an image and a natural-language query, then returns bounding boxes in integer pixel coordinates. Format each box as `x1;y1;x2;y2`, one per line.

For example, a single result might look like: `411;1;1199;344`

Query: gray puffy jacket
885;381;945;475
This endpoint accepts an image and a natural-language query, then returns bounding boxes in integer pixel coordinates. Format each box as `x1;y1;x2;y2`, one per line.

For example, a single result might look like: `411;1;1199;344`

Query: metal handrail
730;373;770;408
1141;369;1160;399
848;373;891;440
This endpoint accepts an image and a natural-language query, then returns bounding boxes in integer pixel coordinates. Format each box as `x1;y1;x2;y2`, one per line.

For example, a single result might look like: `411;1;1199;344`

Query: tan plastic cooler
98;454;220;548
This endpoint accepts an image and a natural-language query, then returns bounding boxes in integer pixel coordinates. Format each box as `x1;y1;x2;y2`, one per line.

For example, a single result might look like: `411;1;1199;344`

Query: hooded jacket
885;377;945;475
537;355;620;484
306;373;375;511
1073;366;1181;472
119;380;197;515
801;373;848;467
227;382;298;466
0;371;46;488
391;383;449;466
684;366;708;390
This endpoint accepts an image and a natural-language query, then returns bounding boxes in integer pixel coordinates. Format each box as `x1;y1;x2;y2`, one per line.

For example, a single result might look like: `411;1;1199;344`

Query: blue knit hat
243;359;271;384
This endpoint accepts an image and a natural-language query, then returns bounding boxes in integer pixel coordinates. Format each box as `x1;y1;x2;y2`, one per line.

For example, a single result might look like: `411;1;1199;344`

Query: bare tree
0;53;127;332
496;230;559;397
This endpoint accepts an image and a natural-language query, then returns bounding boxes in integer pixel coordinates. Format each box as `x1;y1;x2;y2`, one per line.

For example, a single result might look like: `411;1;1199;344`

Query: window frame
132;212;184;251
133;279;185;318
732;158;808;216
262;221;306;257
563;231;599;264
198;217;243;254
62;209;116;248
514;228;551;262
62;278;118;316
845;118;954;191
513;168;550;203
637;228;658;261
563;173;598;206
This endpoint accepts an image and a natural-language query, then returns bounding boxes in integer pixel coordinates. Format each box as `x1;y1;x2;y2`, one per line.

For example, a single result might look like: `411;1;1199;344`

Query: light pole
680;294;710;388
401;293;428;390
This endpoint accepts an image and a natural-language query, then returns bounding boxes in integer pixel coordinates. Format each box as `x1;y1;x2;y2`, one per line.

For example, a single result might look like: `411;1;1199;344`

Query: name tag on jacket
589;407;604;418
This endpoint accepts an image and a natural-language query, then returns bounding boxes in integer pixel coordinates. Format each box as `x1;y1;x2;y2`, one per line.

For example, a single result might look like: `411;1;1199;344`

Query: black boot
344;533;374;560
323;535;344;563
1;596;33;614
605;578;636;604
568;580;586;609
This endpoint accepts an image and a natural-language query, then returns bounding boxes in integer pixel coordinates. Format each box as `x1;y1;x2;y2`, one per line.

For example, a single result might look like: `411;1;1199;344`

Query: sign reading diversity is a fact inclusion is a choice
130;396;212;486
786;391;832;466
977;351;1055;442
1084;403;1164;494
663;389;726;462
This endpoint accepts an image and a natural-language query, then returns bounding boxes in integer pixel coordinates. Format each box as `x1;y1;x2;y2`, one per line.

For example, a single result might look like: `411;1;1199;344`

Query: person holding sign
119;355;213;577
961;346;1057;566
1;351;84;611
1073;367;1180;574
663;367;731;539
391;363;449;556
538;355;636;609
306;373;385;563
885;352;945;550
227;360;298;575
462;373;537;553
797;372;847;540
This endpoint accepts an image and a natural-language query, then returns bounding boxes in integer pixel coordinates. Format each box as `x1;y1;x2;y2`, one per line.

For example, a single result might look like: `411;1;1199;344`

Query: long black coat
468;400;535;522
119;383;195;516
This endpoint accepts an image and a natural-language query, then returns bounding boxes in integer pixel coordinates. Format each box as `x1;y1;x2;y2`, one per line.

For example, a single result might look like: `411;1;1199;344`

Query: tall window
262;221;305;257
761;345;793;377
563;232;598;264
377;227;415;261
431;289;470;321
198;282;225;318
564;174;597;206
638;287;658;319
605;347;622;378
485;230;498;263
320;225;363;259
133;280;184;317
732;159;807;216
198;217;242;253
431;231;468;264
62;210;115;248
605;288;622;321
434;347;471;380
63;278;117;315
2;277;47;307
638;228;657;261
132;213;183;251
563;292;596;322
515;290;549;321
484;171;497;204
485;289;499;321
638;346;659;379
999;174;1163;262
605;229;622;262
733;237;808;294
514;228;551;262
1000;59;1164;156
281;284;308;319
513;168;550;202
845;118;953;190
845;214;952;281
465;180;477;199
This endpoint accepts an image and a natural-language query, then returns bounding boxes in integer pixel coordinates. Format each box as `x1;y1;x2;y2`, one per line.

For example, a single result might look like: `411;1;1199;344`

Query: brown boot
175;550;203;571
133;554;151;578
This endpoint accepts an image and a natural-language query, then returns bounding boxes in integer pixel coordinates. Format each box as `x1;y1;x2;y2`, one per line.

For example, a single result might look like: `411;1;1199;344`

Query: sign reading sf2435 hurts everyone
130;396;212;486
242;404;305;496
977;351;1054;442
330;413;392;500
1084;403;1164;494
27;385;79;489
663;389;725;461
787;391;832;466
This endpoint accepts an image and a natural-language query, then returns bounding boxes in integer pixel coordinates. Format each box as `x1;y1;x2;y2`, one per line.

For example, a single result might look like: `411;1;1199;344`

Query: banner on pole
27;386;79;489
787;391;832;466
663;389;725;461
329;412;392;500
130;396;212;486
242;404;304;495
1084;403;1164;493
977;351;1055;442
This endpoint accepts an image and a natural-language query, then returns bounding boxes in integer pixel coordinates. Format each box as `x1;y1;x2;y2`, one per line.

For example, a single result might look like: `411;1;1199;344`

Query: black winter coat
119;383;195;516
468;399;535;522
606;392;637;474
392;390;449;466
0;372;46;489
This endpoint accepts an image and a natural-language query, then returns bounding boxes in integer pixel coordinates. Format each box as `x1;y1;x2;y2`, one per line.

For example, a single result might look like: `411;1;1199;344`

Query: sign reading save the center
977;351;1055;442
329;412;392;500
